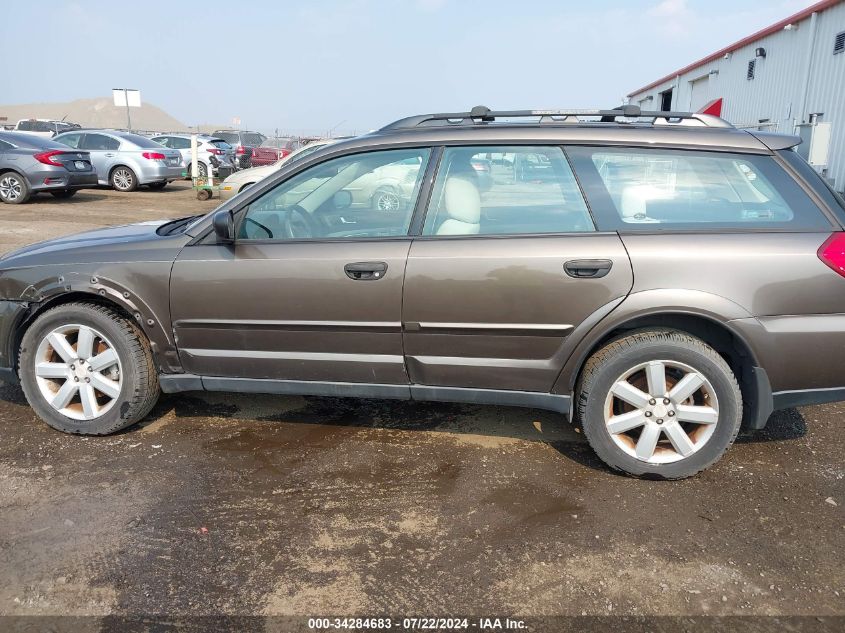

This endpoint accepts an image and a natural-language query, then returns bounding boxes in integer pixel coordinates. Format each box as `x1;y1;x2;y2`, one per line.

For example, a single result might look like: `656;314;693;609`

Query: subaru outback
2;105;844;479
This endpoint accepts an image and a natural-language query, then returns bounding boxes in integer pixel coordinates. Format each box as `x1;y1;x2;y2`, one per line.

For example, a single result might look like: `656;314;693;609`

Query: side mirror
212;209;235;243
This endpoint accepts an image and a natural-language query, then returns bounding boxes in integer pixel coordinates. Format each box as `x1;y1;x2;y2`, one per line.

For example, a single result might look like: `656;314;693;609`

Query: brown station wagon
2;105;845;478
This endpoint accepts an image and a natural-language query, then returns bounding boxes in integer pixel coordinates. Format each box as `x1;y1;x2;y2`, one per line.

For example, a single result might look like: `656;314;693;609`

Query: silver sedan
52;129;183;191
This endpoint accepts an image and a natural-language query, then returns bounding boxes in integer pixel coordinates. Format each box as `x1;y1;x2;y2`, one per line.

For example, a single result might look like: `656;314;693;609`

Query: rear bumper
0;300;28;384
138;163;184;184
27;170;98;192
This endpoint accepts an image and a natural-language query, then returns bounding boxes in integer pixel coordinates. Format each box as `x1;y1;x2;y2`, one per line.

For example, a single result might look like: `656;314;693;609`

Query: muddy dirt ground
0;183;843;630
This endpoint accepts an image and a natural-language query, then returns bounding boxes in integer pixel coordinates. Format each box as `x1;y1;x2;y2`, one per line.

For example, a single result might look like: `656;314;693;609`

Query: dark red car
251;137;303;166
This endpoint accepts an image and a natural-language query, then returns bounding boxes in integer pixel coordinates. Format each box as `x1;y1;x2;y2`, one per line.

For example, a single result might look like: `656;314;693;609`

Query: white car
218;139;336;201
151;134;236;178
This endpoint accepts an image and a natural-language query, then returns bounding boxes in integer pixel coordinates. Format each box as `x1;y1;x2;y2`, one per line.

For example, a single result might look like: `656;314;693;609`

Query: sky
2;0;820;135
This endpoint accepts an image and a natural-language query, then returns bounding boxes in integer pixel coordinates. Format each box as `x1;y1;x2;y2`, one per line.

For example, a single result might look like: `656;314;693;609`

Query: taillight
34;150;66;166
207;147;223;155
236;146;246;154
142;152;166;160
818;233;845;277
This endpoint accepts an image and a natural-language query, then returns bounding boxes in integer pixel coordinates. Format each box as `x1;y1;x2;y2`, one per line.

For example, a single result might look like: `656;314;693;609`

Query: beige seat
436;176;481;235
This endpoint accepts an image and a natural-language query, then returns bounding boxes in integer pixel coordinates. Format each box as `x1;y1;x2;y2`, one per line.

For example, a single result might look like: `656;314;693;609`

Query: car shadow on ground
0;382;808;474
28;192;109;204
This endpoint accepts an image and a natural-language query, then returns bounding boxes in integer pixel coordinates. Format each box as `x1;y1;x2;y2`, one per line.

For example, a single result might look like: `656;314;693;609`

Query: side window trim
408;146;444;236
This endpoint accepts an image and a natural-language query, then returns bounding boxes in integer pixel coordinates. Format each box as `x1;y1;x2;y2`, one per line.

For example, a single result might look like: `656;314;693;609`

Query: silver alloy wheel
0;175;23;201
34;324;123;421
603;360;719;464
112;168;134;191
197;162;207;177
375;190;401;212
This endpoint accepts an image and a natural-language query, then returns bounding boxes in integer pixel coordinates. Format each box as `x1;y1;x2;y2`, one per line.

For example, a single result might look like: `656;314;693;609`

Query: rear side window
241;133;265;146
81;134;120;151
566;146;830;231
0;139;13;150
422;146;594;236
214;132;238;144
210;140;232;150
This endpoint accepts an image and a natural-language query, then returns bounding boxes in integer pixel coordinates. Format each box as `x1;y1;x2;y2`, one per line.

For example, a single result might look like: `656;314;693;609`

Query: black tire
50;189;77;199
110;166;138;192
18;303;160;435
576;329;742;479
186;162;208;178
0;171;32;204
147;182;167;191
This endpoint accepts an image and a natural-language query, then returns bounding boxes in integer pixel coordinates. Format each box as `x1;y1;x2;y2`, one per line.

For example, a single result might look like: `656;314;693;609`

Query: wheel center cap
652;403;669;418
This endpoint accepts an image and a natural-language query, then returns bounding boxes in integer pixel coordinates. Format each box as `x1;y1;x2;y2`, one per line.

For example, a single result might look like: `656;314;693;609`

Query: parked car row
0;123;336;204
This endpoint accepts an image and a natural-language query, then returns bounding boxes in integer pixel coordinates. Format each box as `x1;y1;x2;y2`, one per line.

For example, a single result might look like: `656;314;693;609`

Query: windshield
241;133;265;146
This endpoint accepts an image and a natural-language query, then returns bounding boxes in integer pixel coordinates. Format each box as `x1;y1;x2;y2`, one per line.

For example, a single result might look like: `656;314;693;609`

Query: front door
169;147;432;384
80;133;120;184
402;145;634;393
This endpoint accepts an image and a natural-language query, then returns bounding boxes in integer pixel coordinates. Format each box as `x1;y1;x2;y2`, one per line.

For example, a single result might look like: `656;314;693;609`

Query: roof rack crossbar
380;105;734;130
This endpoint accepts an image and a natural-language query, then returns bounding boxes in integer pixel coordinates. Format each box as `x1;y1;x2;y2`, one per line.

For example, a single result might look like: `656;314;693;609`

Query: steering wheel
283;205;316;239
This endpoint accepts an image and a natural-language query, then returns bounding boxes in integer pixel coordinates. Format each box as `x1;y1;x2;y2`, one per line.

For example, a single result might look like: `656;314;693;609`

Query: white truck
13;119;80;138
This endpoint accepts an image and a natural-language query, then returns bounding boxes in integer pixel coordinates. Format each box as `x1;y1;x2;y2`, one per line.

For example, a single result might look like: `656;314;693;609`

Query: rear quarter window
778;148;845;226
566;146;831;232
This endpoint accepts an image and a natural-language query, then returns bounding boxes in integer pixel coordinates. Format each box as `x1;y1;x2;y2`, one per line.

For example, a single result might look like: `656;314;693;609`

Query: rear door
402;145;634;392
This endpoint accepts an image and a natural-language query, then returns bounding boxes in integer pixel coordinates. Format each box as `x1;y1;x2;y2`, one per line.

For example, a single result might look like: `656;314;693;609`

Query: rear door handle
564;259;613;279
344;261;388;280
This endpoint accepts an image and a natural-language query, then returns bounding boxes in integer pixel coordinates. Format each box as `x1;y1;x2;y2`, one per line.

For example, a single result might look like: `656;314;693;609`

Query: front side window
567;146;830;231
422;146;593;236
56;133;82;149
238;148;430;241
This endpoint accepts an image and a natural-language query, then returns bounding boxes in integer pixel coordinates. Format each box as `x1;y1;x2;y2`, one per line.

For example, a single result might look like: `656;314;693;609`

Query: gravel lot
0;182;843;630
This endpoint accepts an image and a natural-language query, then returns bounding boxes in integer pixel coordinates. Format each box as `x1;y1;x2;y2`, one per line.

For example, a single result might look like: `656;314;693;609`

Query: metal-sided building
627;0;845;192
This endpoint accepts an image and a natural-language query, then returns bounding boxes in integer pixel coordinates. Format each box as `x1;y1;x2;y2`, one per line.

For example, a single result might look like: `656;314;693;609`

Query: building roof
627;0;843;97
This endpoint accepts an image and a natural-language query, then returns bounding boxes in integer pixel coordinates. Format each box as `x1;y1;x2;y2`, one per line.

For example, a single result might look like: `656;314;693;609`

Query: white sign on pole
112;89;142;108
232;117;241;126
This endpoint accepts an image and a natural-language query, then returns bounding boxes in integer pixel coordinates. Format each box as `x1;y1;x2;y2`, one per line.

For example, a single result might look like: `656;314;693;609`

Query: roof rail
380;105;734;130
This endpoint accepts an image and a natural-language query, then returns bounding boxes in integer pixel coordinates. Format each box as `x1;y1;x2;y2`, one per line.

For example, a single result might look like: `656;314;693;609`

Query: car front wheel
577;329;742;479
19;303;160;435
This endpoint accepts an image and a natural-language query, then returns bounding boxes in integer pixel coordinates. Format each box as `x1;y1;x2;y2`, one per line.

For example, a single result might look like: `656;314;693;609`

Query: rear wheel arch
565;312;766;431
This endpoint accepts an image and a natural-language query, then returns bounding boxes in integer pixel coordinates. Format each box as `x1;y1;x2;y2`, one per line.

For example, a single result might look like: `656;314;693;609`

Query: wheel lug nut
70;364;75;370
657;419;664;424
645;411;652;418
73;377;79;382
85;377;90;383
663;398;670;404
668;411;675;417
649;398;656;405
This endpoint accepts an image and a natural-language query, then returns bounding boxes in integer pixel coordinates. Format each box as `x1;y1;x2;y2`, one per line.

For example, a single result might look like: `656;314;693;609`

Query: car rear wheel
186;162;207;178
577;329;742;479
19;303;160;435
50;189;77;199
110;166;138;192
0;172;31;204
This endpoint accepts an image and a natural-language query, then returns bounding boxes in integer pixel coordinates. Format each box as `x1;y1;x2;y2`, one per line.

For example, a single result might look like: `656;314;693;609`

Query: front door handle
104;153;116;157
564;259;613;279
344;261;388;280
